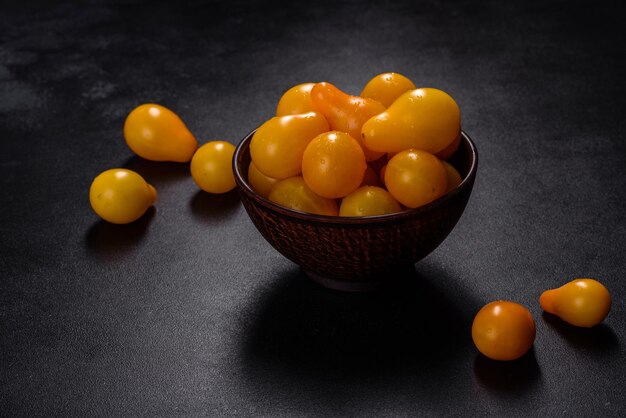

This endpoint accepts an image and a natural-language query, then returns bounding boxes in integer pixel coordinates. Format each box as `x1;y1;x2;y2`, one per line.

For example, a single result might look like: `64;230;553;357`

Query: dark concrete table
1;1;624;416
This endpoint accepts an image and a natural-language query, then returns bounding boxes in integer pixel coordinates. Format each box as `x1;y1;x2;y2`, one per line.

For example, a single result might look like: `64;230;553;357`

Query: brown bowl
233;130;478;291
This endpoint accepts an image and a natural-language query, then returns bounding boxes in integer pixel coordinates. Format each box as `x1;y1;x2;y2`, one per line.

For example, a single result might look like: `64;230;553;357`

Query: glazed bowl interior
233;130;477;291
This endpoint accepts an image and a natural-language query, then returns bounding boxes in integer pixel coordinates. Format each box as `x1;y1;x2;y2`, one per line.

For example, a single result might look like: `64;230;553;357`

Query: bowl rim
233;129;478;225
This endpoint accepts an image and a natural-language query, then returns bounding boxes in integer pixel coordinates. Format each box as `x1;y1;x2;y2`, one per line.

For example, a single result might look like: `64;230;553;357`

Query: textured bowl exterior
233;130;477;287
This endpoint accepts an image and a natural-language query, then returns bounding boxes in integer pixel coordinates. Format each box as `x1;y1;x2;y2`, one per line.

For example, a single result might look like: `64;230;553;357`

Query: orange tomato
540;278;611;327
124;104;198;162
248;161;280;198
89;169;157;224
472;301;536;361
275;83;318;116
268;176;338;216
302;131;367;199
441;161;462;193
360;72;417;108
310;82;385;161
384;149;447;208
339;186;402;217
362;88;461;154
190;141;236;194
250;112;329;179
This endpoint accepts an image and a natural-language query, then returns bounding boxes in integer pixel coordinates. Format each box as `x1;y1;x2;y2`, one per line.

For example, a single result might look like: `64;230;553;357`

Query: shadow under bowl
233;130;478;291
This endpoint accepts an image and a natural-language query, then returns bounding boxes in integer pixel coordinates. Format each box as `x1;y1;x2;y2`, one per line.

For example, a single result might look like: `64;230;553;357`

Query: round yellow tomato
472;301;536;361
190;141;236;194
268;176;338;216
340;186;402;217
385;149;447;208
540;278;611;327
442;161;462;193
89;168;157;224
275;83;317;116
124;104;198;162
248;161;280;198
360;72;417;108
302;131;367;199
250;112;329;179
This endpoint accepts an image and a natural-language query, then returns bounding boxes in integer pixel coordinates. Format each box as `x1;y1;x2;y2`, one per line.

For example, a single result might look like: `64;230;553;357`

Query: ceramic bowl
233;130;478;291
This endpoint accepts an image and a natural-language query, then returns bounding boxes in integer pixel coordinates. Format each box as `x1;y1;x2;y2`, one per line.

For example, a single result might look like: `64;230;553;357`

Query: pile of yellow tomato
249;74;463;217
89;103;237;224
87;72;613;362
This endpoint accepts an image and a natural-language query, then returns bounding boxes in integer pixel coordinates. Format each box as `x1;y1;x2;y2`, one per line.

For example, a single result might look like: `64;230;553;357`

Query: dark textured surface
1;1;625;416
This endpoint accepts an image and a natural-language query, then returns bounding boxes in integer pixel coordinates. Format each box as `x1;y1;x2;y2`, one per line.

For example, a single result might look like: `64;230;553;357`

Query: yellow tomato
540;278;611;327
310;82;385;161
248;161;280;198
268;176;338;216
339;186;402;217
276;83;318;116
442;161;462;193
302;131;367;199
385;149;447;208
250;112;329;179
362;88;461;154
379;164;387;186
89;168;157;224
472;301;536;361
436;132;461;160
360;72;417;108
190;141;236;194
124;104;198;162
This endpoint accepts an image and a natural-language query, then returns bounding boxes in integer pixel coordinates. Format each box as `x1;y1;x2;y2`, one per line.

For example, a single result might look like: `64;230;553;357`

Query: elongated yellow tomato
248;161;280;198
441;161;462;193
340;186;402;217
310;82;385;161
89;168;157;224
360;72;417;108
385;149;447;208
268;176;338;216
540;278;611;327
190;141;236;194
250;112;329;179
302;131;367;199
124;104;198;162
472;301;536;361
362;88;461;154
276;83;318;116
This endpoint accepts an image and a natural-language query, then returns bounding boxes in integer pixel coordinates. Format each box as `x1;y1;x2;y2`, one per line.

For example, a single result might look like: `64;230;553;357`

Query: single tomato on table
540;278;611;327
472;301;536;361
89;168;157;224
190;141;236;194
124;104;198;162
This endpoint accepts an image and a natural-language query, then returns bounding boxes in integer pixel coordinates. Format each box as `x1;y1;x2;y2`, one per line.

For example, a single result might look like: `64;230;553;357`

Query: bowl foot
303;265;415;292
